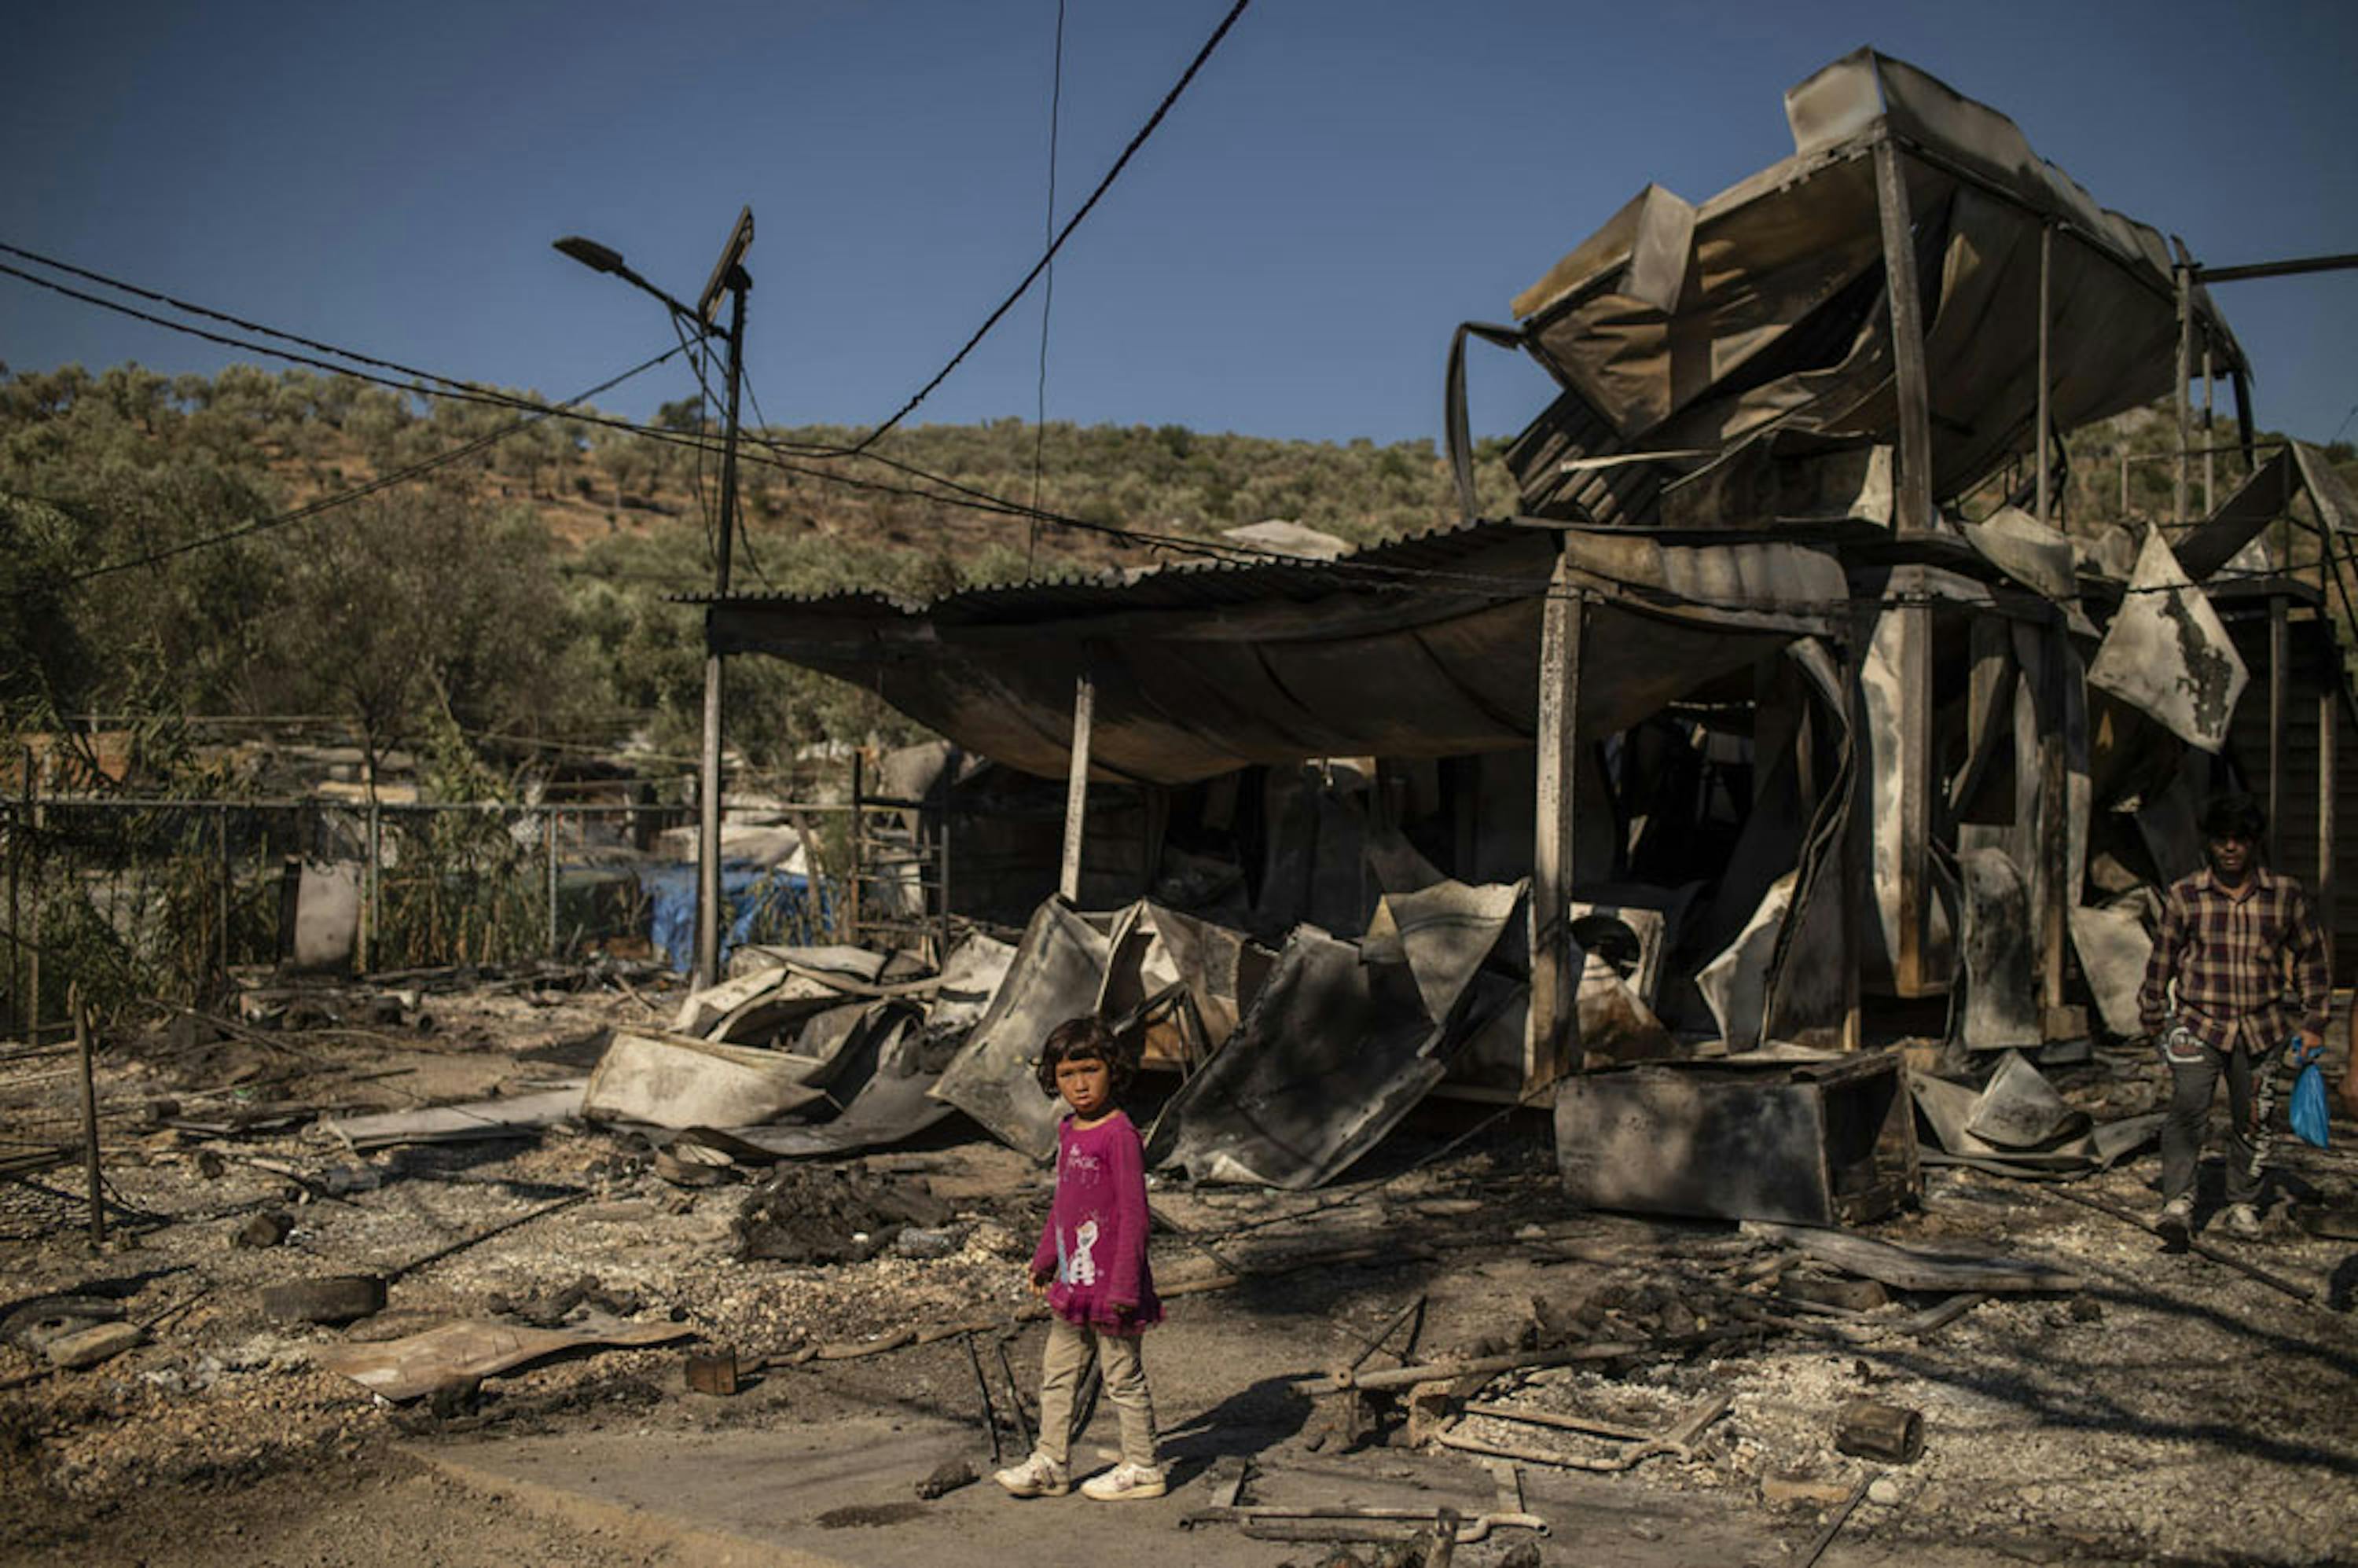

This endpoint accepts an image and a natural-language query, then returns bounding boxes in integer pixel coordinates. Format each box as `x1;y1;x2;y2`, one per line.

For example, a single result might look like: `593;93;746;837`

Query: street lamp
556;210;754;990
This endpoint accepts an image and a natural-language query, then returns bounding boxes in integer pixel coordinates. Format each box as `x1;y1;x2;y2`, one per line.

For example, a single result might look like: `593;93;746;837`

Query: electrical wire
0;239;556;410
1027;0;1070;570
6;235;2321;616
849;0;1255;455
0;248;826;464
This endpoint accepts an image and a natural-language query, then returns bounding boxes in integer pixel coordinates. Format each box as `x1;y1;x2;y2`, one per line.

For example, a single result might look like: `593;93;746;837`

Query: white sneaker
1080;1462;1166;1501
993;1452;1071;1498
2220;1203;2262;1239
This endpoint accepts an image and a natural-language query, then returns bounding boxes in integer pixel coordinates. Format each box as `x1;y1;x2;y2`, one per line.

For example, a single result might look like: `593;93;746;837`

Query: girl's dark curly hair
1034;1014;1133;1098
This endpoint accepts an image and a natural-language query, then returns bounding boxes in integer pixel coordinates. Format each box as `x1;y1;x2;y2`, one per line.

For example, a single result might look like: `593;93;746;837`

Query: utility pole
695;215;753;990
555;206;753;990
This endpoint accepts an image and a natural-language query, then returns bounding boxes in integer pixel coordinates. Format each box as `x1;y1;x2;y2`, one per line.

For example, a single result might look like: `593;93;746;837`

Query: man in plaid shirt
2136;793;2330;1241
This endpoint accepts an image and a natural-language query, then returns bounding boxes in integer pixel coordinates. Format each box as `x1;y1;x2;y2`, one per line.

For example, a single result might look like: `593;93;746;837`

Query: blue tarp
635;864;834;974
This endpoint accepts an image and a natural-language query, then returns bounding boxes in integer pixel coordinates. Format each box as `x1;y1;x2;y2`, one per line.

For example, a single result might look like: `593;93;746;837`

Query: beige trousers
1033;1318;1157;1470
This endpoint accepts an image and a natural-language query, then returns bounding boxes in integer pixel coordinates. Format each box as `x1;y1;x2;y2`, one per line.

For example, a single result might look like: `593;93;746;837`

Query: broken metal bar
1796;1474;1874;1568
1442;1391;1730;1474
962;1331;1002;1463
2191;252;2358;284
1343;1293;1429;1377
1188;1504;1547;1544
2028;1184;2317;1303
1295;1332;1768;1397
994;1336;1035;1452
1462;1401;1652;1442
382;1190;590;1284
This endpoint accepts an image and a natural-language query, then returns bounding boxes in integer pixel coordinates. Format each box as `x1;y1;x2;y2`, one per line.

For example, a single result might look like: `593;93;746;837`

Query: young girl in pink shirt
994;1015;1164;1501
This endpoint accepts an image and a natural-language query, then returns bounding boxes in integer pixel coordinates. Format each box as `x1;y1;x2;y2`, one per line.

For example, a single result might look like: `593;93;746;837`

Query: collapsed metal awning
710;522;1847;785
1496;47;2249;524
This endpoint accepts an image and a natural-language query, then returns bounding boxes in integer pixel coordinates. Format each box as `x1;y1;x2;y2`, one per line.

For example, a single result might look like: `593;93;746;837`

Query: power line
6;238;2305;617
0;239;550;410
50;345;688;586
849;0;1255;455
0;248;817;464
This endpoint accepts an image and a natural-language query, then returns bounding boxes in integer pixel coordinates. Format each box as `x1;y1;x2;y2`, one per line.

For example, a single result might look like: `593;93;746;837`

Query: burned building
702;50;2356;1184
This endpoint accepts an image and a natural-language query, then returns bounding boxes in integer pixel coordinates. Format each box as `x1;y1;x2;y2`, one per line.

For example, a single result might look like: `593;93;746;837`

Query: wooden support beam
847;751;865;942
2036;224;2052;527
2175;263;2193;529
1841;614;1868;1052
1060;670;1096;904
2202;342;2217;518
2319;681;2338;969
2270;597;2289;869
1528;556;1585;1089
2038;620;2072;1015
1948;619;2016;819
1890;568;1935;997
1872;139;1935;537
74;984;102;1249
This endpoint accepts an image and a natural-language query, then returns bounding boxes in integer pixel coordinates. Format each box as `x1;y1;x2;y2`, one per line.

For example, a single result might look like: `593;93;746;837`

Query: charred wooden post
1528;553;1585;1089
2176;261;2193;531
1872;138;1934;538
2036;222;2053;526
216;805;233;987
2320;677;2338;951
73;983;102;1248
1889;567;1936;997
847;751;865;944
2039;619;2073;1019
1841;608;1870;1051
24;749;39;1045
2202;341;2217;516
1060;670;1096;904
2271;596;2290;868
545;804;561;957
360;797;379;974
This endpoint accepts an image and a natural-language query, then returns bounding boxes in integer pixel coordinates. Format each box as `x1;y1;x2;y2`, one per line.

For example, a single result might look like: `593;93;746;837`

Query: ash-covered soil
3;975;2354;1566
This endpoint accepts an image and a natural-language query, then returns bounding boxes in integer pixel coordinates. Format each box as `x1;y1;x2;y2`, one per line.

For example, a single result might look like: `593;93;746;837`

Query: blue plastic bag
2290;1061;2331;1149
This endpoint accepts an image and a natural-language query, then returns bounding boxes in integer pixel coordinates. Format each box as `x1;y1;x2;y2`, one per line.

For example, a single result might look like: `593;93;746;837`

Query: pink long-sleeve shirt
1029;1110;1161;1332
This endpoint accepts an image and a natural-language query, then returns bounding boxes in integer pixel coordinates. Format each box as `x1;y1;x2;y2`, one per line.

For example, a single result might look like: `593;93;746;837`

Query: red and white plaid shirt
2136;865;2330;1052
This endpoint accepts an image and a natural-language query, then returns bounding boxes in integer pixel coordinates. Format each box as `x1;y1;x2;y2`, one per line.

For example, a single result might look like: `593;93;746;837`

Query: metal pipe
2191;252;2358;284
695;277;749;990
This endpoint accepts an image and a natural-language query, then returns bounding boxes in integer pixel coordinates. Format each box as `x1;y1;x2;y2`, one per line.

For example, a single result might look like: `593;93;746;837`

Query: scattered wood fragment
814;1327;916;1360
1747;1221;2084;1294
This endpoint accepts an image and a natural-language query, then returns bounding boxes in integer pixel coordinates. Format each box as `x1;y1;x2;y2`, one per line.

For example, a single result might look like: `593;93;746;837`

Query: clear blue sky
6;0;2355;448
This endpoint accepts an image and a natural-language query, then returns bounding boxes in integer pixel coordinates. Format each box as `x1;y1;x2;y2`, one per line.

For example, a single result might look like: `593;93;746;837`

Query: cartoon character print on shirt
1068;1217;1100;1286
1054;1141;1108;1287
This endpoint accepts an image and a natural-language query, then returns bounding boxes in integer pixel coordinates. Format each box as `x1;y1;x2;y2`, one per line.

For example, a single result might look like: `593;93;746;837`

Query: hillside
2;361;2349;788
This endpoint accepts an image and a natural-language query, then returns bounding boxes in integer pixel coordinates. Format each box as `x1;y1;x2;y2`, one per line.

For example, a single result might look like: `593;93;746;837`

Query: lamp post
555;208;753;990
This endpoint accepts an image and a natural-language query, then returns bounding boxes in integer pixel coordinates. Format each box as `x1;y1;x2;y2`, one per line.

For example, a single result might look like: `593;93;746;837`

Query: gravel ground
4;975;2355;1566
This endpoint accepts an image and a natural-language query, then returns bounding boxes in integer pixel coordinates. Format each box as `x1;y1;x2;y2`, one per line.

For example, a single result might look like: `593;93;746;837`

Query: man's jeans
2159;1033;2278;1206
